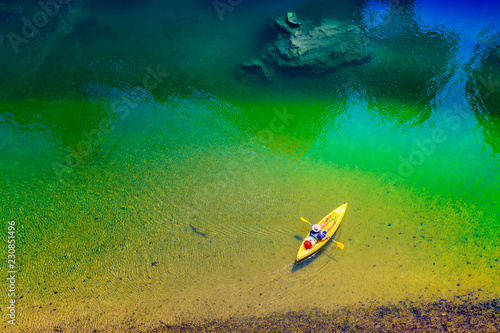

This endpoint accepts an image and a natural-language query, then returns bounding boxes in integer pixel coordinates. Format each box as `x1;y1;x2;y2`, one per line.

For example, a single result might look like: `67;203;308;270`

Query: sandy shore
154;295;499;333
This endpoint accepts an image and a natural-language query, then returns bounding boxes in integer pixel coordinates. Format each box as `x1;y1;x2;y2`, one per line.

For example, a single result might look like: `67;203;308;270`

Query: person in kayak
303;221;335;249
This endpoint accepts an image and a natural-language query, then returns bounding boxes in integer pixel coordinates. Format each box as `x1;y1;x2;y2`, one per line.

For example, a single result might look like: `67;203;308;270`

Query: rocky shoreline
153;296;499;333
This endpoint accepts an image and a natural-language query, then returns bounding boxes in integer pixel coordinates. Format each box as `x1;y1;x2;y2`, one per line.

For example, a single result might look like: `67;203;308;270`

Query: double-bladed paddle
300;217;344;249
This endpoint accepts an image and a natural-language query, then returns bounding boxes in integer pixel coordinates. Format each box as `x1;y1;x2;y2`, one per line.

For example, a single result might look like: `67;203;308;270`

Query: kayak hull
296;202;348;262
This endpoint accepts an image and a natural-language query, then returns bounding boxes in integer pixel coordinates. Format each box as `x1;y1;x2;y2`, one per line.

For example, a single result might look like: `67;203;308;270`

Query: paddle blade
300;225;309;233
334;240;345;249
300;217;311;225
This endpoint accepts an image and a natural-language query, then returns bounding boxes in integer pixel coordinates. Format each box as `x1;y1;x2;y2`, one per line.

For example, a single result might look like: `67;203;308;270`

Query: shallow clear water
1;0;499;331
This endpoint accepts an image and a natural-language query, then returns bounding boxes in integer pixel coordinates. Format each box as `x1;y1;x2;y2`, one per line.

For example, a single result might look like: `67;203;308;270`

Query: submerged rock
239;12;370;81
268;24;368;73
266;15;369;73
239;58;273;83
272;12;301;37
286;12;300;27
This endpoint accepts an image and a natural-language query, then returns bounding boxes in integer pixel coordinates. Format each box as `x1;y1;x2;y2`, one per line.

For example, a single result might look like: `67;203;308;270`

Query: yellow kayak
296;202;348;262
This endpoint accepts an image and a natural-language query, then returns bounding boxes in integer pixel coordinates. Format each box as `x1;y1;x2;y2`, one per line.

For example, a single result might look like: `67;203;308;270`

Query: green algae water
1;0;500;331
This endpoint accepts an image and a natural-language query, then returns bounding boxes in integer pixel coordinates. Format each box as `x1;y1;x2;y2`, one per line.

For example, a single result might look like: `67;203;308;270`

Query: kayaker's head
304;240;313;249
312;224;321;233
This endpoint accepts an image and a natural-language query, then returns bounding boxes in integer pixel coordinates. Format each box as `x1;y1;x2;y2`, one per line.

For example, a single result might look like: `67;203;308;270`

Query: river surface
1;0;499;331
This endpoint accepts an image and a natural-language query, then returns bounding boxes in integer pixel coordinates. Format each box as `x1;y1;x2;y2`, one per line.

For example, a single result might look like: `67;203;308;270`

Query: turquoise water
1;0;500;331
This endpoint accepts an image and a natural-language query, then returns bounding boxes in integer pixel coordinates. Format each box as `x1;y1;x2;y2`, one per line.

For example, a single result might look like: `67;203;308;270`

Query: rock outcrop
240;12;370;82
239;58;273;83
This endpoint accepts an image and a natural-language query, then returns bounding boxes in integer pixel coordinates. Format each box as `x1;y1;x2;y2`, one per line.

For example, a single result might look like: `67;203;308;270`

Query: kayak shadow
291;241;338;273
